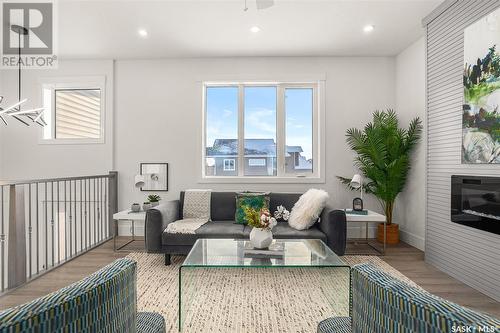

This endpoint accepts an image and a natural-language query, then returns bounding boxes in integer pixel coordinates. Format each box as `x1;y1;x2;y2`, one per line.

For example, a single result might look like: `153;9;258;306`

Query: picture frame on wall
140;163;168;191
462;7;500;164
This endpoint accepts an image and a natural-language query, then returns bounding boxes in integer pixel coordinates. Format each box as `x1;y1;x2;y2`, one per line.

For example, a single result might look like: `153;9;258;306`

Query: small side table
113;210;146;251
345;209;386;255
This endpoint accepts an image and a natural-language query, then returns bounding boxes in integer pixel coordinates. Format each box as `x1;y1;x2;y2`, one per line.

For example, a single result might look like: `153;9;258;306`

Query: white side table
345;209;386;255
113;210;146;251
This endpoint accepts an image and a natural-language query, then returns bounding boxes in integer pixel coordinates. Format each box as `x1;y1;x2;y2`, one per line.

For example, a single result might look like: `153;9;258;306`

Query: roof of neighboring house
207;139;276;156
206;139;307;157
286;146;303;153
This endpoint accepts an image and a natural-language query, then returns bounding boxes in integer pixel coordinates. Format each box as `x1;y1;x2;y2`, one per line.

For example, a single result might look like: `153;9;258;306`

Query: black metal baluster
73;180;77;254
44;182;48;271
36;183;39;274
51;182;54;267
93;178;96;245
69;181;72;257
57;181;60;264
28;184;32;278
80;179;83;253
105;179;108;237
1;186;4;291
64;181;67;261
84;179;87;250
98;178;101;242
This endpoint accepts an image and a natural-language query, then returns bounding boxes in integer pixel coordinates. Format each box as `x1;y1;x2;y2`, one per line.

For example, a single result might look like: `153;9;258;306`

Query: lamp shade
134;175;146;188
350;174;362;189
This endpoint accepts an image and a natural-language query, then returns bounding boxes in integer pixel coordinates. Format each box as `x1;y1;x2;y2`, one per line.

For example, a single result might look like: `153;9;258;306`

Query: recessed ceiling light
363;25;375;33
138;29;148;38
250;26;261;33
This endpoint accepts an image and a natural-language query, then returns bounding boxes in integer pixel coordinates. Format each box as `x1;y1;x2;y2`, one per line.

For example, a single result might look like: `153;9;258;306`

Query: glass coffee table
178;238;350;331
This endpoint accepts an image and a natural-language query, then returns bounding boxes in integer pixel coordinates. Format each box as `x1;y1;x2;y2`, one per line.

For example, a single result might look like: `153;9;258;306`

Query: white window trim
223;158;236;171
38;76;106;145
200;80;325;184
249;158;266;166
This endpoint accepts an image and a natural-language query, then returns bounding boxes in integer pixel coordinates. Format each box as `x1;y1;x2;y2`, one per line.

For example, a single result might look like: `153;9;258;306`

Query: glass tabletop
182;238;348;268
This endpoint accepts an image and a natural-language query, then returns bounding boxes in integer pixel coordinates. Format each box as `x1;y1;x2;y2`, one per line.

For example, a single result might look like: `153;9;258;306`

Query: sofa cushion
269;193;301;217
235;192;270;225
261;223;327;241
196;221;246;238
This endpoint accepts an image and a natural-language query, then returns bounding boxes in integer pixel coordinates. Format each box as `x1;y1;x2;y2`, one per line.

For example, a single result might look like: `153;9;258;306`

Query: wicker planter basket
377;223;399;245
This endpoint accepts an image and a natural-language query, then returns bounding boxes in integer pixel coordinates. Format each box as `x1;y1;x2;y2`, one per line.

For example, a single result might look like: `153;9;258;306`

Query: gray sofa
145;191;347;265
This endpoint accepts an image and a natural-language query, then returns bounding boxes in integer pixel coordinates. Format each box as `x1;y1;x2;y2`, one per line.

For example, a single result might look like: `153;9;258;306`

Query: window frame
38;76;106;145
201;81;325;183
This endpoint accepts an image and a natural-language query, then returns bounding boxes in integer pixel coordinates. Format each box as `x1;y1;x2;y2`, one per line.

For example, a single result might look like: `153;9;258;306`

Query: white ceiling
57;0;441;59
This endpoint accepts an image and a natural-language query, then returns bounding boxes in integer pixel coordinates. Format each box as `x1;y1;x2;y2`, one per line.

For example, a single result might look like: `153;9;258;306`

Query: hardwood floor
0;238;499;318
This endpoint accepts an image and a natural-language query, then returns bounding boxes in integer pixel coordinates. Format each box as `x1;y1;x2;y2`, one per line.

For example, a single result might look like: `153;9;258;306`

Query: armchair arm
144;200;179;253
319;208;347;256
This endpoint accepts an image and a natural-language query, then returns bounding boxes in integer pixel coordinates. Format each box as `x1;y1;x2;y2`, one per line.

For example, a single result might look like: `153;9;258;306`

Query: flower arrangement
274;205;290;221
245;207;277;231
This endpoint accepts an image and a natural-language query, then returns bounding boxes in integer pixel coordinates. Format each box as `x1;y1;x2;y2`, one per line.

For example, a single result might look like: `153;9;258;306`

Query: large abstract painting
463;8;500;164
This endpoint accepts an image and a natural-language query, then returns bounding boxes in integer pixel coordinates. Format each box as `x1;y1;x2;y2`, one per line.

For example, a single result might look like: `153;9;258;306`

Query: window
249;158;266;166
223;159;236;171
41;77;105;143
203;82;320;180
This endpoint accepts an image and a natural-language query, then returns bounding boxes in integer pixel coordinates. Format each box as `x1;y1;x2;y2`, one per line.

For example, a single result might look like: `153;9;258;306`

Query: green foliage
245;207;262;228
337;109;422;225
235;194;269;225
147;194;161;202
464;45;500;104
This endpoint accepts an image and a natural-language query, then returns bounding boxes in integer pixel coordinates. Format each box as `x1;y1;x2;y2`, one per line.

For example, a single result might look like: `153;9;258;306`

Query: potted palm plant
338;109;422;244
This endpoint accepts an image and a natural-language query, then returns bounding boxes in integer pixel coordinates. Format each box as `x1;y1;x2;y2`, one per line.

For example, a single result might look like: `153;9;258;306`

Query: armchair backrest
0;258;138;332
351;263;500;333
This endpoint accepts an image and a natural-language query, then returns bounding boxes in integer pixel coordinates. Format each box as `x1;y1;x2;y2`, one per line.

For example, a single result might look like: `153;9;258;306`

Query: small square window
55;89;101;139
223;159;236;171
41;77;105;144
248;158;266;166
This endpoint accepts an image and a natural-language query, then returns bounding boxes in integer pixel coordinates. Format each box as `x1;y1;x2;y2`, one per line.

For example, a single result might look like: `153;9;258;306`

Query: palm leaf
337;109;422;224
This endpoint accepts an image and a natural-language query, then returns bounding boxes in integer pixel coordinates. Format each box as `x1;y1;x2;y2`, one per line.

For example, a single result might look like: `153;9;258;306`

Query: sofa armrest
145;200;179;253
319;208;347;256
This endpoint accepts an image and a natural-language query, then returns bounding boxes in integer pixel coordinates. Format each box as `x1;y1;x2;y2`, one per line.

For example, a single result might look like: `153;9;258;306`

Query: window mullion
276;85;285;177
238;84;245;177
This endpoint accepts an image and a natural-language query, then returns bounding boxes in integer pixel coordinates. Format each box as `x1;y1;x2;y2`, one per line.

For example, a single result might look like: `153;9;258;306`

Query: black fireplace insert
451;175;500;235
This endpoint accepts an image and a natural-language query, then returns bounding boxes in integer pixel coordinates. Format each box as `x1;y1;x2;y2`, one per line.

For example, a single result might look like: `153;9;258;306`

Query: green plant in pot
337;109;422;244
147;194;161;207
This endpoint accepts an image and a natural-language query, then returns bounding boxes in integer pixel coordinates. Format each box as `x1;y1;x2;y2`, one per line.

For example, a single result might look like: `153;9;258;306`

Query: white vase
249;228;273;249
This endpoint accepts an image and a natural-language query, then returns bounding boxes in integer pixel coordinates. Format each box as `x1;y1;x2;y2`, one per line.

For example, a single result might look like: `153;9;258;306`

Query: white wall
114;57;396;235
0;60;114;180
1;57;397;236
394;37;426;250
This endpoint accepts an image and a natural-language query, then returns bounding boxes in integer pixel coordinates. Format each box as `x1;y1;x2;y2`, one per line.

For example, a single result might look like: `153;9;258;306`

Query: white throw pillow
288;189;329;230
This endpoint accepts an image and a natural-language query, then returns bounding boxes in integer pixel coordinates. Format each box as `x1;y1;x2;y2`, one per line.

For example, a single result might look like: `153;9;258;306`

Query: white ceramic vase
249;227;273;249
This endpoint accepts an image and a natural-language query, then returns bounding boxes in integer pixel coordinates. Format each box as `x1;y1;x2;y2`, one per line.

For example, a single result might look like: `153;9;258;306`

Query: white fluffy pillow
288;189;329;230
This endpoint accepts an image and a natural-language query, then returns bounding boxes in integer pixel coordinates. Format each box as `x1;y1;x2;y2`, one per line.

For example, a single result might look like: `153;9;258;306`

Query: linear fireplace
451;175;500;235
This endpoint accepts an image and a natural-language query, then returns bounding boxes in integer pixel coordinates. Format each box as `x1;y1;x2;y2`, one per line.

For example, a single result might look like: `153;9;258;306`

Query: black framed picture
140;163;168;191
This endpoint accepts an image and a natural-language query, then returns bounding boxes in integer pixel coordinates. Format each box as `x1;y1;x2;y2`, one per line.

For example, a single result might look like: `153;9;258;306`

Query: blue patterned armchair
0;258;165;333
318;263;500;333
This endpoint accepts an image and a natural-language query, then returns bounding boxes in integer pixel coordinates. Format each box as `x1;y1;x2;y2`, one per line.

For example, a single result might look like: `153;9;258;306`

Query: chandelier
0;25;46;127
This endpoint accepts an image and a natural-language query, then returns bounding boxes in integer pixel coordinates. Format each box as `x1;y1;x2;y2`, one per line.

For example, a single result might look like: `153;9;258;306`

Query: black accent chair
144;191;347;265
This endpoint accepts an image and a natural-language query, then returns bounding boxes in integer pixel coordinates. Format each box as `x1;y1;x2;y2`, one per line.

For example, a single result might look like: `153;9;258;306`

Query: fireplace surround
451;175;500;235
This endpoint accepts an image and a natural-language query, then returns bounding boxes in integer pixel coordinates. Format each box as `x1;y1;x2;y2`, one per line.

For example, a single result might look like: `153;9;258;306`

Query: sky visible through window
206;86;313;160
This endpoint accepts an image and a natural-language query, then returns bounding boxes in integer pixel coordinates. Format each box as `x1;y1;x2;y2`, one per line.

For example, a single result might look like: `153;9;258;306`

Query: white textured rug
128;253;418;333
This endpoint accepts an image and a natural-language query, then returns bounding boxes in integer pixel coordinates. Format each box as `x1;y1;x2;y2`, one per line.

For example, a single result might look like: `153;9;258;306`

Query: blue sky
206;86;313;159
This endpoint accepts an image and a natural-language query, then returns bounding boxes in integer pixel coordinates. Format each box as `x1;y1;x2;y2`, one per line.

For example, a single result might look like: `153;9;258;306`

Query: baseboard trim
399;229;425;251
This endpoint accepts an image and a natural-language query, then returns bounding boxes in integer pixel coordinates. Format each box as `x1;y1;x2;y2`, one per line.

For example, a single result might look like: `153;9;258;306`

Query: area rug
128;253;419;333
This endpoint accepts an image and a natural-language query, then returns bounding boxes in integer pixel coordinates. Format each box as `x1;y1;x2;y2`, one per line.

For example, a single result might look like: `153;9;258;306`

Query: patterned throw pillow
235;192;270;225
